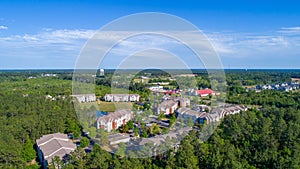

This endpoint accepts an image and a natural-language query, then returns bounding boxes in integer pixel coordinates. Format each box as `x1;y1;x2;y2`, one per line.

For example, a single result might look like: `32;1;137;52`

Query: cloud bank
0;27;300;69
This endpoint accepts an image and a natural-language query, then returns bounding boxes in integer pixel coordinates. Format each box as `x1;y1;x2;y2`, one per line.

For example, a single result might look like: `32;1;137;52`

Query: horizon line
1;68;300;71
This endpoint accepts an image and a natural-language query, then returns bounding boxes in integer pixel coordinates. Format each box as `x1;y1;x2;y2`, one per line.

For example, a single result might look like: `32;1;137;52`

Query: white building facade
72;94;96;103
104;94;140;102
157;100;178;115
97;109;133;132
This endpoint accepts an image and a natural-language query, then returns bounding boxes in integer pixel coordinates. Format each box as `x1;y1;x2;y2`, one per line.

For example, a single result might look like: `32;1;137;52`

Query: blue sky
0;0;300;69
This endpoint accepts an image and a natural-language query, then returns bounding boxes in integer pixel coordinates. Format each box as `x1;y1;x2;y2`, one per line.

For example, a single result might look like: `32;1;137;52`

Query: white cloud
0;29;96;51
0;25;8;30
0;28;97;69
1;29;95;42
278;27;300;34
211;32;293;50
281;27;300;30
1;27;300;69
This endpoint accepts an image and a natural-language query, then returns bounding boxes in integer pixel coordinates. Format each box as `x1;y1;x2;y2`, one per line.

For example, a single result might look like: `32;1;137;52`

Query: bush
80;137;90;148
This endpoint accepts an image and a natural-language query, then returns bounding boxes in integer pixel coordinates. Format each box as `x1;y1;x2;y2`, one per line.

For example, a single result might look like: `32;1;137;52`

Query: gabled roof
139;127;191;146
197;89;215;95
158;100;177;109
177;107;207;118
36;133;76;163
97;109;132;123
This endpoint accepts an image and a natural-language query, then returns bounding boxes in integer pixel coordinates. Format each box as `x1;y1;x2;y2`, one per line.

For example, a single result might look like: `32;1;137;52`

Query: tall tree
22;135;36;162
175;137;198;169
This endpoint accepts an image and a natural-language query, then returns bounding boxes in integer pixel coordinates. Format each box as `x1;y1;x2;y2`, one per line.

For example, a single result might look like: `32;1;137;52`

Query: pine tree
22;135;36;162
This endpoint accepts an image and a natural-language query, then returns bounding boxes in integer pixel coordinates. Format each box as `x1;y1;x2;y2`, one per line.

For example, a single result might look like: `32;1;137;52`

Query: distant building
97;109;133;132
45;95;53;99
100;69;105;76
256;82;299;92
36;133;76;168
216;104;247;118
156;100;178;115
178;98;190;107
177;107;207;123
177;104;247;125
176;107;219;124
71;94;96;103
197;89;218;97
192;104;209;112
104;94;140;102
148;86;164;92
165;89;181;95
42;73;57;77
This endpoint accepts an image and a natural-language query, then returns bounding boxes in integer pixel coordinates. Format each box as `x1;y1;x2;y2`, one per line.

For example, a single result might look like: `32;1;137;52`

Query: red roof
197;89;215;95
165;89;181;95
165;90;176;95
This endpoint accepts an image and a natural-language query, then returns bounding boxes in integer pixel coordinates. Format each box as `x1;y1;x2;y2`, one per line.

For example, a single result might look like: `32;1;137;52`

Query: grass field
243;85;257;88
98;101;133;112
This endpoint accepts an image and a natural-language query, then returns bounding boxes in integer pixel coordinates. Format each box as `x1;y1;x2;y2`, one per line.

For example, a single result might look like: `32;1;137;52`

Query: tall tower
100;68;105;77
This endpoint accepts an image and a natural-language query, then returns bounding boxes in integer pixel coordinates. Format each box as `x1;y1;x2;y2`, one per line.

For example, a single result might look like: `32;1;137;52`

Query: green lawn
98;101;133;112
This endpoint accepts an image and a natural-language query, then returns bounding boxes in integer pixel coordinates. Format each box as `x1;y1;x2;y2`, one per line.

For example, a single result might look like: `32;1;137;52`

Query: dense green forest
0;70;300;168
0;75;81;168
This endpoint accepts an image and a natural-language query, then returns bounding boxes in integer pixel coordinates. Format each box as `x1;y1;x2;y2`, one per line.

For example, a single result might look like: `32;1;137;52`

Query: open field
243;85;257;88
98;101;133;112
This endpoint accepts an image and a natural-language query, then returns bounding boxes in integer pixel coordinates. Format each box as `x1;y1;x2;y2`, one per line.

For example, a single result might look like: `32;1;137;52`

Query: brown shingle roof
158;100;177;109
